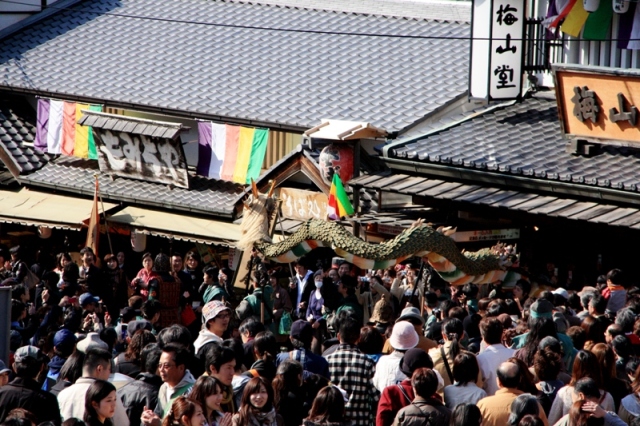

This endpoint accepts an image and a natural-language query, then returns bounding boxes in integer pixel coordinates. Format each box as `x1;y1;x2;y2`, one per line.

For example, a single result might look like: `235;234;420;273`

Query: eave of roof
20;157;245;218
381;92;640;204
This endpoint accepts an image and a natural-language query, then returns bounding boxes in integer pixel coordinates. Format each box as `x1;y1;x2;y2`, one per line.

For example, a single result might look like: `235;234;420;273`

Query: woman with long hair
591;343;631;412
548;351;615;424
303;386;351;426
533;344;565;415
114;329;156;378
103;253;128;316
273;359;305;426
232;376;282;426
162;396;206;426
581;316;606;346
428;318;467;390
618;361;640;424
83;380;117;426
249;331;278;382
189;376;230;426
516;317;558;365
443;352;486;408
507;357;539;395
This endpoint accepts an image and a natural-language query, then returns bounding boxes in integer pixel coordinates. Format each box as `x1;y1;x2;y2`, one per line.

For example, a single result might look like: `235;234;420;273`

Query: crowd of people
1;244;640;426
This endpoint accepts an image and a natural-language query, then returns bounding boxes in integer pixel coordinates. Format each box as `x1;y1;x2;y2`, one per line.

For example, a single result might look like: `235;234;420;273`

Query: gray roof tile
20;157;246;217
389;94;640;194
0;0;468;132
0;98;50;175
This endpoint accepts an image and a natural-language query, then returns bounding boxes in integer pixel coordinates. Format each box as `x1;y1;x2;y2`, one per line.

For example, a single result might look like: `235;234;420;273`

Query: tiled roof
0;98;50;175
0;0;469;133
388;93;640;193
351;172;640;228
234;0;471;22
20;157;246;217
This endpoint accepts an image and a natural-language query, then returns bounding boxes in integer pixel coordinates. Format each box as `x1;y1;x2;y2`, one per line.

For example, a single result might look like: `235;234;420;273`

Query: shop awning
350;173;640;228
108;206;241;246
0;189;117;230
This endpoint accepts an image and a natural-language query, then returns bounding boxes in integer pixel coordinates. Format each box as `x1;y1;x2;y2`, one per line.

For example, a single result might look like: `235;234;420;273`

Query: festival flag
85;177;100;257
560;0;589;37
583;0;613;40
327;173;354;220
197;121;269;184
35;98;101;158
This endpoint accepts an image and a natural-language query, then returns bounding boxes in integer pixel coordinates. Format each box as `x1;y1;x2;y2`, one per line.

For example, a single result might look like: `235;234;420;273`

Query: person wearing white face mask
306;271;327;354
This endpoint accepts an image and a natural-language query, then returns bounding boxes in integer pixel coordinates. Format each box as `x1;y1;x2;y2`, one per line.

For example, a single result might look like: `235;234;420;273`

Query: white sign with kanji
469;0;525;100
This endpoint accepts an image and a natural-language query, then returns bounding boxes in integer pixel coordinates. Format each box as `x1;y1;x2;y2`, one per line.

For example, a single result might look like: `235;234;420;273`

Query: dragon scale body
255;218;512;285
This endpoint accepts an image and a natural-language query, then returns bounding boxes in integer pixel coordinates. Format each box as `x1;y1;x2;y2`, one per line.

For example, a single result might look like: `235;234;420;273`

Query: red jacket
377;379;414;426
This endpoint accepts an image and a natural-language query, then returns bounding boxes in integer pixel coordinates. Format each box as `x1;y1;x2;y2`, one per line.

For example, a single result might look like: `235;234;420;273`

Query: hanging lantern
38;226;52;239
131;230;147;252
613;0;629;13
584;0;599;11
319;144;354;185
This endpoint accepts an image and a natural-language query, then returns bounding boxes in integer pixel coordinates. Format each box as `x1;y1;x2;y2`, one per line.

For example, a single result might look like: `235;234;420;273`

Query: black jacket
117;372;163;426
0;377;61;425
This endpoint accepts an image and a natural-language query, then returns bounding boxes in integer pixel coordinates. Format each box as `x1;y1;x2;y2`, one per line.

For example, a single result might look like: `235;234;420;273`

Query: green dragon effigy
237;181;517;285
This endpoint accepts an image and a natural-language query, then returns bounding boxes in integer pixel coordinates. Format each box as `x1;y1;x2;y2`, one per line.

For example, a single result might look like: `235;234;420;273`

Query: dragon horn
267;179;276;198
251;178;259;198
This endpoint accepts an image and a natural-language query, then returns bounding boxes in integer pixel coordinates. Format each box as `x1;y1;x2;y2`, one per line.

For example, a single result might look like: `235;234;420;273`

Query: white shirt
58;377;130;426
444;382;487;408
373;351;406;391
476;343;515;396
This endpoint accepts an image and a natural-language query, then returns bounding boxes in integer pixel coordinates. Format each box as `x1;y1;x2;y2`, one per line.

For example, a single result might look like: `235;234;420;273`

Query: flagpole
94;174;114;255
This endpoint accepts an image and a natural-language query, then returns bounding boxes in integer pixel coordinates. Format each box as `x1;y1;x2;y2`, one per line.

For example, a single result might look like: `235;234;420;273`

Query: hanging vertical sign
469;0;526;101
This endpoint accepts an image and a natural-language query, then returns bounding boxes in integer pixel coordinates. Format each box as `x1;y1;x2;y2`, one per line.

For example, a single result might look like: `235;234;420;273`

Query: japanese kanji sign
469;0;525;101
554;64;640;145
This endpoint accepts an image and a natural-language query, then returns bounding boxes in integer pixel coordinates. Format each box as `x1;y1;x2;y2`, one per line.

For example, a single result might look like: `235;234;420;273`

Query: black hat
290;320;312;341
400;348;433;377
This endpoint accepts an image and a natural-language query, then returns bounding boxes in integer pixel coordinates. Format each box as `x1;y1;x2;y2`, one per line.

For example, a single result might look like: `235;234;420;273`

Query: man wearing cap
194;300;231;355
373;322;419;391
58;347;129;425
476;317;514;396
511;299;575;367
43;328;77;391
0;360;10;388
0;346;60;425
382;307;437;354
275;319;329;379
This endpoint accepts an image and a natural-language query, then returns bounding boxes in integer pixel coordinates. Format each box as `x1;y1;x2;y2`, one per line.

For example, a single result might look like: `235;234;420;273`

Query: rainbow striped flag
35;98;102;157
327;173;354;220
197;121;269;184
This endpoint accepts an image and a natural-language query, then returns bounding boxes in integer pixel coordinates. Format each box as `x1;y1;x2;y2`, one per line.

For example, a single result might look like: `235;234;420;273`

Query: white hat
552;287;569;300
389;321;419;351
76;332;108;353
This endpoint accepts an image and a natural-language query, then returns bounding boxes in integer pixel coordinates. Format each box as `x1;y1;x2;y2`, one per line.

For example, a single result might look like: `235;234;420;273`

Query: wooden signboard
279;188;328;221
554;65;640;145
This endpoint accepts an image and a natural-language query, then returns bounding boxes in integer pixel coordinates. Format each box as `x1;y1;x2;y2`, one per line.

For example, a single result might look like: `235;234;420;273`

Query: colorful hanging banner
197;122;269;184
560;0;590;37
583;0;613;40
35;98;102;158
